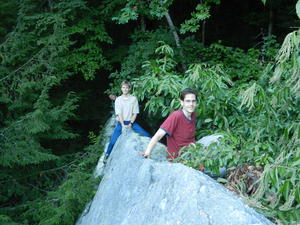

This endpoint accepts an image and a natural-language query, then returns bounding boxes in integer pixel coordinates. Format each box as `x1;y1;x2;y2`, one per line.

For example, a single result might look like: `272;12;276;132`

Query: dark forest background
0;0;299;224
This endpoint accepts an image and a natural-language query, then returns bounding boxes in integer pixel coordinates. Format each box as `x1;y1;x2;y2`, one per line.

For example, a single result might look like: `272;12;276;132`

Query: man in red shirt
142;88;197;160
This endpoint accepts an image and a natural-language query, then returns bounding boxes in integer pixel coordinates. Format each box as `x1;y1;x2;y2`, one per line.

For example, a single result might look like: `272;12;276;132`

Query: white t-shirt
115;95;139;121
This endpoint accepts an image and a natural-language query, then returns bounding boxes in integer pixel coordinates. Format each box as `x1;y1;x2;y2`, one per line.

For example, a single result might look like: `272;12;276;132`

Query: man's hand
108;94;117;101
138;152;150;158
188;143;196;148
122;124;132;132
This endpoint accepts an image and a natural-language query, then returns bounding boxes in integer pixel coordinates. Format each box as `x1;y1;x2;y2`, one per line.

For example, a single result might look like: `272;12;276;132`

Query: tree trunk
268;1;273;36
140;14;146;32
200;0;206;45
201;20;206;45
164;12;187;71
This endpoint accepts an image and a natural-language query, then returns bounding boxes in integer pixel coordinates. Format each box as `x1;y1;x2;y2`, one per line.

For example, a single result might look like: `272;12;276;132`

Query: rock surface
76;123;274;225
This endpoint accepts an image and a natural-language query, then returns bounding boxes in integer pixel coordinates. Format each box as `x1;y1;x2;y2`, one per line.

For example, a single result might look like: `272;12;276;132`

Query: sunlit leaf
296;0;300;19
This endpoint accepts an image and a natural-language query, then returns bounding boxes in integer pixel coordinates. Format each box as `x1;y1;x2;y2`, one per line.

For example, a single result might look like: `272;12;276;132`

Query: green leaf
295;186;300;204
281;181;291;201
297;0;300;19
217;177;228;183
292;156;300;167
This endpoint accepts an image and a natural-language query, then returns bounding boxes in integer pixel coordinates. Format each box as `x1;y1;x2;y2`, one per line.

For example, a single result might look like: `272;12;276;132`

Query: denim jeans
105;121;150;156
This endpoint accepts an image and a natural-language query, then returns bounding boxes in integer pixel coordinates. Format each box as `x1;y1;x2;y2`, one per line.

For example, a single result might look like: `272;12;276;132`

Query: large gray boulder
76;128;274;225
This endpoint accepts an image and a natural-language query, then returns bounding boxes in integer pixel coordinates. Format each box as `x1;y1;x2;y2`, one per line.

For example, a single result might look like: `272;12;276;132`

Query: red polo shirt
160;110;196;160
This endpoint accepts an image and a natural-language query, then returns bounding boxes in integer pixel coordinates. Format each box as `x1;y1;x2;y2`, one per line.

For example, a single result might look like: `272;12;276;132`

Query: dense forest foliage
0;0;299;224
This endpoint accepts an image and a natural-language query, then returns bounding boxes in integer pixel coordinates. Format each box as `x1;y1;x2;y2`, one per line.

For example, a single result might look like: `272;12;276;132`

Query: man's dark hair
180;88;197;101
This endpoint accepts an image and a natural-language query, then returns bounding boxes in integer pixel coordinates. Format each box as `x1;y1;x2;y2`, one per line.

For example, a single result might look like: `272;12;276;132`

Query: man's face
180;93;197;114
121;84;131;95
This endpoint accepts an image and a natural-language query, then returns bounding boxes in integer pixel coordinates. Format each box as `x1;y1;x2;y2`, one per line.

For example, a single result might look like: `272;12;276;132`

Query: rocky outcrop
76;122;274;225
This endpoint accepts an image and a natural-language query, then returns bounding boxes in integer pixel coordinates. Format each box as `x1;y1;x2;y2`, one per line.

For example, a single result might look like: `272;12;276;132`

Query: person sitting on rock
108;94;117;101
104;81;150;162
141;88;197;161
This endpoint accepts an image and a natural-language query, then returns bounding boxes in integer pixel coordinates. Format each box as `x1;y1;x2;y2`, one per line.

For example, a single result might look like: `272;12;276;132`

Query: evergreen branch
0;48;45;82
0;27;17;49
0;117;29;135
0;151;91;184
24;182;50;193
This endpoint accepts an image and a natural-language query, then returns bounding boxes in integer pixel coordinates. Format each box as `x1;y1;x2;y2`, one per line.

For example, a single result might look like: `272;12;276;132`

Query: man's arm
115;97;126;130
143;128;166;158
118;114;126;130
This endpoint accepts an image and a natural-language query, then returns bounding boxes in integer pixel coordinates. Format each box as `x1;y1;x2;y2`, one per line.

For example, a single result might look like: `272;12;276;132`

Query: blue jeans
105;121;150;156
